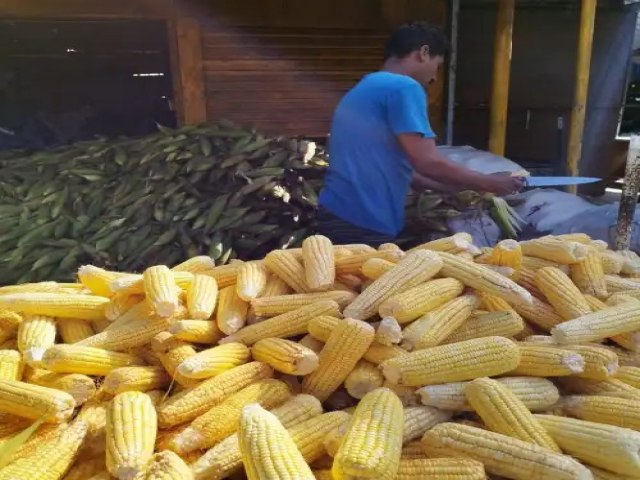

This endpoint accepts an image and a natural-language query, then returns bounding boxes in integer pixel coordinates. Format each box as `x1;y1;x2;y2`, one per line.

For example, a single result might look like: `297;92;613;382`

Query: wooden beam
566;0;597;193
172;16;207;126
616;135;640;250
488;0;515;156
381;0;408;28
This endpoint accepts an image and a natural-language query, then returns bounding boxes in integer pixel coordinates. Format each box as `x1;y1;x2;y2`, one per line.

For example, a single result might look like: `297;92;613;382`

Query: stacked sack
1;232;640;479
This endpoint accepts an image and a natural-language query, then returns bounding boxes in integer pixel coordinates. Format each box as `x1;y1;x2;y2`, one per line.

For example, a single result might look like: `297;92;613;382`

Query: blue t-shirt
319;71;435;236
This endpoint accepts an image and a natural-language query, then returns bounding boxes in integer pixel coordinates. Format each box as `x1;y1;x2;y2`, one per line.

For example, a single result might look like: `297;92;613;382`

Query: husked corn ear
17;314;56;365
512;295;565;331
298;334;324;354
558;376;640;400
520;255;570;273
361;258;395;280
600;250;625;274
213;286;246;335
57;318;94;344
487;240;522;277
25;368;96;405
143;265;181;317
177;342;250;379
156;361;273;427
465;377;560;451
438;252;532;305
510;345;585;377
172;378;291;453
402;406;452;443
566;344;619;380
363;342;408;365
77;265;123;297
344;250;443;320
520;236;590;264
302;235;335;292
251;291;356;318
169;319;223;344
375;317;402;345
335;250;403;277
422;422;592;480
332;388;404;479
588;465;636;480
619;249;640;275
535;267;592;320
264;250;311;293
570;251;608;298
42;344;143;376
307;315;341;341
103;366;171;395
555;233;593;244
551;302;640;345
172;255;215;273
236;261;269;301
239;403;314;480
302;318;375;401
288;411;351;465
444;311;524;344
396;458;486;480
381;336;520;387
563;395;640;430
186;274;218;320
606;345;640;367
615;366;640;388
221;300;340;346
111;270;193;296
151;332;198;387
401;295;479;350
143;450;193;480
106;391;157;479
261;274;292;297
252;338;319;375
0;293;109;320
605;274;640;294
0;310;22;343
0;349;23;380
0;378;75;422
515;267;546;299
202;262;241;289
344;360;384;399
408;233;474;254
584;294;608;311
536;414;640;476
378;278;464;324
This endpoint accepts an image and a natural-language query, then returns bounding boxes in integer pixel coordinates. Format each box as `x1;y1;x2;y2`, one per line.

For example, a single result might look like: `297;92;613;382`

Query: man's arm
411;171;460;193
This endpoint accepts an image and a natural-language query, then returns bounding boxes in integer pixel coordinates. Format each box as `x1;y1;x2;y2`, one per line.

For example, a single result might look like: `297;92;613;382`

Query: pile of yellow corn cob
3;232;640;479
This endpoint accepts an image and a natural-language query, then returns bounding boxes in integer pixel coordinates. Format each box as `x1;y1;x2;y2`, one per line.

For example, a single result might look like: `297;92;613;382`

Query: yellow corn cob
143;265;181;317
0;415;88;480
171;378;291;453
252;338;319;375
302;318;375;401
563;395;640;430
479;290;522;318
600;250;625;274
302;235;336;292
605;274;640;294
363;342;407;365
0;378;75;422
554;233;593;244
215;285;249;335
298;334;324;354
615;366;640;388
25;368;96;405
176;342;250;379
400;441;426;460
236;261;269;302
103;293;142;322
381;336;520;387
106;391;157;479
510;345;585;377
444;310;524;344
0;292;108;320
520;236;590;264
536;414;640;476
534;267;592;320
288;410;351;465
0;310;22;343
465;377;560;451
77;265;125;297
551;302;640;344
408;233;474;254
264;250;312;293
605;345;640;367
396;458;486;480
0;282;61;295
239;403;314;480
377;278;464;324
186;274;218;320
168;319;223;344
102;366;170;395
361;258;395;280
143;450;193;480
171;255;215;273
564;344;619;380
488;239;523;272
332;388;404;480
344;250;443;320
261;274;292;297
151;331;198;387
307;315;342;341
422;422;591;480
374;317;402;346
437;252;532;305
157;361;273;428
42;344;142;376
402;295;479;350
558;376;640;400
584;294;608;312
344;360;384;399
515;266;547;299
221;300;340;346
520;255;570;273
110;270;193;296
323;418;350;457
62;454;105;480
251;291;356;318
619;250;640;275
570;251;608;298
401;405;452;443
0;420;68;462
58;318;94;344
0;349;23;381
17;314;56;365
190;394;323;480
588;465;636;480
199;262;241;289
334;249;404;276
512;295;564;331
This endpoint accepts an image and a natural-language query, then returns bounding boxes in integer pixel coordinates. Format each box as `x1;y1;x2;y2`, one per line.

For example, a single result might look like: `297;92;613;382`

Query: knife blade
523;176;601;187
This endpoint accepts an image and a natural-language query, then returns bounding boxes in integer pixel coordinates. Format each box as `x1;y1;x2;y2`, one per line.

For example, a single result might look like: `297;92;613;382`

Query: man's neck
381;58;415;80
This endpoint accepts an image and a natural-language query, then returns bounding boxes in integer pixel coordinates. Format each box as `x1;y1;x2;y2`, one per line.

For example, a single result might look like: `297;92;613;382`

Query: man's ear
419;45;431;61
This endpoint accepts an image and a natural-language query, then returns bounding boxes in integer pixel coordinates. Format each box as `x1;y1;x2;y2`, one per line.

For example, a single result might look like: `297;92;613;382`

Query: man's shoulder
360;72;423;92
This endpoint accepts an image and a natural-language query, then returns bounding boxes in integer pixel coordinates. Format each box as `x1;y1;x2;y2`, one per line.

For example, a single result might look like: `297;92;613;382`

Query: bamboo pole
616;136;640;251
566;0;597;194
488;0;515;156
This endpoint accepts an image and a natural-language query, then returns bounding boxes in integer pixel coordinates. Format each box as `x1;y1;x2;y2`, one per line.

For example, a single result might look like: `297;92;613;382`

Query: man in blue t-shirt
317;22;525;246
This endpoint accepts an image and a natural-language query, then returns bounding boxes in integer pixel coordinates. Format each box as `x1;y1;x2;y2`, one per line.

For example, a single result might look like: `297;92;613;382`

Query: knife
521;176;601;188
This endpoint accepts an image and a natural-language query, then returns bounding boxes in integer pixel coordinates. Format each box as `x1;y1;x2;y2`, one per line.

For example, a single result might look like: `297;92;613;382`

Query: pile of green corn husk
0;121;518;284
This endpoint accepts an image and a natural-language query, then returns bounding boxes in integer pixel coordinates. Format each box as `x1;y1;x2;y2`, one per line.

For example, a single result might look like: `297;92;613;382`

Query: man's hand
483;172;526;196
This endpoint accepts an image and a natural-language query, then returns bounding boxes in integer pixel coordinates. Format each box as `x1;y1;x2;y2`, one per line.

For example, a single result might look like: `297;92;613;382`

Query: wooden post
488;0;515;156
616;136;640;251
566;0;597;194
171;16;207;126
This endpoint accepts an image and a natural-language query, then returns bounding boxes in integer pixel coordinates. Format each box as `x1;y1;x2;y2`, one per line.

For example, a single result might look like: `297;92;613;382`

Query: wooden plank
0;0;173;19
566;0;597;193
616;135;640;250
173;17;207;125
381;0;408;28
202;59;380;72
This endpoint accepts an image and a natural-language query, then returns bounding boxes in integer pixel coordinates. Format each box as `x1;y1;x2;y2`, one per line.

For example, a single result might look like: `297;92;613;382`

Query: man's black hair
384;21;449;60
